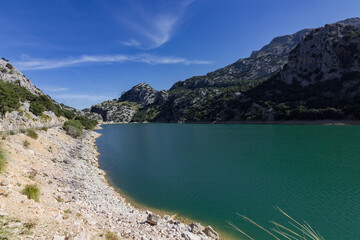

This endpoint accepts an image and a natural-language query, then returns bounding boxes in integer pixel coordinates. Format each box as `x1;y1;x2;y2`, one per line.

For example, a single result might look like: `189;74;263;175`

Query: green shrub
9;131;15;135
0;68;7;73
105;232;120;240
74;116;97;130
5;63;13;70
26;128;38;140
64;120;83;138
29;101;46;116
41;126;48;132
0;144;7;173
22;184;40;202
20;128;26;134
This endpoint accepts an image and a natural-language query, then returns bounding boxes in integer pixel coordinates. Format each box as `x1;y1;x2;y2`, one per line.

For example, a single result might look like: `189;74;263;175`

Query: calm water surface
96;124;360;239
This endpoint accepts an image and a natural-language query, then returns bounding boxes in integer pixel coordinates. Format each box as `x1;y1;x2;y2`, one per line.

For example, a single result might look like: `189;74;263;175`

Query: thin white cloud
42;86;68;92
121;39;141;47
14;54;211;70
118;0;195;49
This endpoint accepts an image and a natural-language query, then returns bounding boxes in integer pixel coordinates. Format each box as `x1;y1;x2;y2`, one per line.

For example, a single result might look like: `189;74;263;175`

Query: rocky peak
171;29;312;90
281;22;360;86
119;83;168;106
0;59;43;95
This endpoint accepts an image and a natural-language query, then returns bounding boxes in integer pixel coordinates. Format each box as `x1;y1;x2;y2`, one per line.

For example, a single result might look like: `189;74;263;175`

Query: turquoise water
96;124;360;239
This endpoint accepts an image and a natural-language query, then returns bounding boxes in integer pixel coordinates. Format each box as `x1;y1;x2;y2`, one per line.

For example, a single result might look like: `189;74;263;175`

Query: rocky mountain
89;83;168;123
0;59;99;131
171;29;312;90
119;83;169;106
91;17;360;123
0;59;43;95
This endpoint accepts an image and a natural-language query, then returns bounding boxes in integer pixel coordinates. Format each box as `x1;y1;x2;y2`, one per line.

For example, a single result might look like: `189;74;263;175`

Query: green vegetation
5;63;13;70
22;184;40;202
41;126;48;131
63;120;83;138
105;232;120;240
0;144;7;174
9;131;15;135
26;129;38;140
74;116;97;130
29;101;46;116
132;106;161;122
0;79;79;119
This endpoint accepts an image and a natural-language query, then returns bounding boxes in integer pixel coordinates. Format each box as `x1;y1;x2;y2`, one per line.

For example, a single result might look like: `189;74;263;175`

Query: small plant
23;140;30;148
23;221;36;230
26;129;38;140
41;126;48;132
22;184;40;202
51;158;56;163
9;131;15;135
0;67;7;73
55;196;63;202
76;213;82;217
48;146;52;153
20;128;26;134
64;209;72;214
0;144;6;174
105;232;120;240
28;173;35;179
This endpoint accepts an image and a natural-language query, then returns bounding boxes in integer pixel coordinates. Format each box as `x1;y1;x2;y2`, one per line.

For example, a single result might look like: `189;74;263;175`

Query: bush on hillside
29;101;46;116
74;116;97;130
64;120;83;138
5;63;13;70
22;184;40;202
26;128;38;140
0;144;7;173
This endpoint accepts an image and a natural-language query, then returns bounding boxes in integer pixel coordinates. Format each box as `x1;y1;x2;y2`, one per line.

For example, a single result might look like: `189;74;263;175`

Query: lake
96;123;360;239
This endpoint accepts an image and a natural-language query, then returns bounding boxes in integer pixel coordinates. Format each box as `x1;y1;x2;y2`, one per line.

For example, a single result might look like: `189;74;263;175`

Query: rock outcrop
120;83;169;106
0;59;43;95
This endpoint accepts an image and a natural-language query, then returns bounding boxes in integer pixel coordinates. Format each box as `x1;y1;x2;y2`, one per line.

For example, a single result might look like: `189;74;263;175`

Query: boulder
1;179;9;186
147;213;159;225
204;226;219;239
189;222;205;234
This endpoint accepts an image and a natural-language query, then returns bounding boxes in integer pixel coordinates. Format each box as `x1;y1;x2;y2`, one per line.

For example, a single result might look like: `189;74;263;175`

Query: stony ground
0;127;220;240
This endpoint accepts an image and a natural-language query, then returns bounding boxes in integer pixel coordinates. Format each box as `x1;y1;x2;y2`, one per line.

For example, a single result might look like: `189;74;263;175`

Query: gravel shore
0;127;220;240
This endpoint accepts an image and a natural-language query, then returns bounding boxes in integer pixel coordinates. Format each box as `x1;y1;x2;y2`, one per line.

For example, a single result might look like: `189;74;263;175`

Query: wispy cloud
118;0;195;49
14;54;210;70
41;86;68;92
121;39;141;47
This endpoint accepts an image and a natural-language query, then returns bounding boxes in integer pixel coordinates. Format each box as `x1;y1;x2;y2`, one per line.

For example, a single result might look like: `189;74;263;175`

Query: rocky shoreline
0;127;220;239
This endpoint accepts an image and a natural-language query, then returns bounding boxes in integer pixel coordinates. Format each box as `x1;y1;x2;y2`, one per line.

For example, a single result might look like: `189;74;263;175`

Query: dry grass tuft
228;206;324;240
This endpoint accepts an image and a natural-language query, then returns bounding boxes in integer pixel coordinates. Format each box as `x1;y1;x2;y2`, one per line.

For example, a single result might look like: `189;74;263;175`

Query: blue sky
0;0;359;109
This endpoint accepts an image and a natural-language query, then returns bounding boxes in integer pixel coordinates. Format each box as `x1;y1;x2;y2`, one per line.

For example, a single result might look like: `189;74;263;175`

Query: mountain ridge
89;17;360;123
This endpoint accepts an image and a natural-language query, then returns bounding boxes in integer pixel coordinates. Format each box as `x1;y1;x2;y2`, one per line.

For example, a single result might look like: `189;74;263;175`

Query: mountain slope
91;17;360;123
